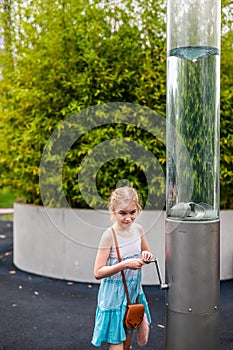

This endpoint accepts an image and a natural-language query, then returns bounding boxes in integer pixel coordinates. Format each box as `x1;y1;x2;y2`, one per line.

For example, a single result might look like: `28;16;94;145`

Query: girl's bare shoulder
133;222;144;236
99;227;113;248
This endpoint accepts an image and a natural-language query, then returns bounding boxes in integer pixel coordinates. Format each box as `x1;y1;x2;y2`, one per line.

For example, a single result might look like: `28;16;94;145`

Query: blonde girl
91;186;153;349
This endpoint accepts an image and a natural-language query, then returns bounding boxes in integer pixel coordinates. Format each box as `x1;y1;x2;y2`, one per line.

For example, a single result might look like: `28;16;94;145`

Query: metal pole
166;1;221;349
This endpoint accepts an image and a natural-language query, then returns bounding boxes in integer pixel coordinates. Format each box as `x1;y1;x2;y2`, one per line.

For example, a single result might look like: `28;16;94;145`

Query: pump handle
145;258;169;290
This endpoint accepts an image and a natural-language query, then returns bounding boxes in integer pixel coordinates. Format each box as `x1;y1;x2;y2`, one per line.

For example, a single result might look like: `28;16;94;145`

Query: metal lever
145;258;169;290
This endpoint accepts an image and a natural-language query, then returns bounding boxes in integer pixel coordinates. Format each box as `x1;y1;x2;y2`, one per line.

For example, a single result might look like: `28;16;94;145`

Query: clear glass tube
166;0;221;221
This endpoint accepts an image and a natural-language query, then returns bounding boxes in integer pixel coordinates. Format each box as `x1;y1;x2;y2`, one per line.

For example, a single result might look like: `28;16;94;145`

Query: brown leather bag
124;303;145;330
111;227;145;330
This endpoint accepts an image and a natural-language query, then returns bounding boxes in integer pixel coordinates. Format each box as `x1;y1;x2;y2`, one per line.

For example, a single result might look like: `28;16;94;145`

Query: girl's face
113;201;138;228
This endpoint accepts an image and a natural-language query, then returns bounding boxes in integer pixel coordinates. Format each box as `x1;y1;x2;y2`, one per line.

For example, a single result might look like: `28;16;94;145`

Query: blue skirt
91;256;151;347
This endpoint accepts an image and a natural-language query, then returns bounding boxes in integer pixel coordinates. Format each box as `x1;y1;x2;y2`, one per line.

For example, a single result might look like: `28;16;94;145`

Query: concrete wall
13;203;233;284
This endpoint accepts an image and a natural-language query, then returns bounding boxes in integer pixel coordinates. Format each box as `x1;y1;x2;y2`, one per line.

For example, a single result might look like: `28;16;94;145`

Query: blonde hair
109;186;142;216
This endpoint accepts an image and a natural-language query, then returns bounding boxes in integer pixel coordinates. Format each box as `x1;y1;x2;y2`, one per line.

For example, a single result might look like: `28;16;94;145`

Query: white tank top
110;224;141;258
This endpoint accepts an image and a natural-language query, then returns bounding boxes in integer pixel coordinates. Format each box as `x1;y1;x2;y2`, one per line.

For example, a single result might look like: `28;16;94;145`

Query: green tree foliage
0;0;166;208
0;0;232;209
220;0;233;208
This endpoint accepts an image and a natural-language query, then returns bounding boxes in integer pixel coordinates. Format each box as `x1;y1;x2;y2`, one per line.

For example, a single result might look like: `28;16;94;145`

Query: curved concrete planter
13;203;233;284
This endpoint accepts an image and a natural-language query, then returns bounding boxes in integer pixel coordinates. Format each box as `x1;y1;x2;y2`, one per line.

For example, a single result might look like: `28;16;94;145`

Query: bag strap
111;227;131;305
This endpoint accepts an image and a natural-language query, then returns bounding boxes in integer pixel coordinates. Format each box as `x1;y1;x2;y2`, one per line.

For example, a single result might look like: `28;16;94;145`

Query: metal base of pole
165;220;220;350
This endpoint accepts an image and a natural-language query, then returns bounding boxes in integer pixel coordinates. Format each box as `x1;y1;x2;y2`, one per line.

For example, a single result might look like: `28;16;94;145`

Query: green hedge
39;104;166;209
220;0;233;208
0;0;232;209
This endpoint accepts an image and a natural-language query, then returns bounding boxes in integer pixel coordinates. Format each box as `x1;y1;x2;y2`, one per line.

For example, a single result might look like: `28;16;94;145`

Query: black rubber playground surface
0;220;232;349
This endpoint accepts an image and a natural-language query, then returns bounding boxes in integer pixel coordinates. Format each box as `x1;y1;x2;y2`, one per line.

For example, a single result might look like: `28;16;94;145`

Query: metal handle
145;258;169;290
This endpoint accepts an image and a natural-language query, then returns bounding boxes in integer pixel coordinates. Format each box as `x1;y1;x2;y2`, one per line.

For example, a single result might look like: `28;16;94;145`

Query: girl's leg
108;331;133;350
109;344;123;350
137;313;149;346
123;331;133;350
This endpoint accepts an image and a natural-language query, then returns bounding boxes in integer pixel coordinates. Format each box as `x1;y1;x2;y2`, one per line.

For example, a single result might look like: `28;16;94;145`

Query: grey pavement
0;220;232;350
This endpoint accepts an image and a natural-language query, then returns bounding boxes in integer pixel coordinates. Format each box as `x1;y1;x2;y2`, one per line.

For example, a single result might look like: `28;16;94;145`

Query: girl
91;186;153;349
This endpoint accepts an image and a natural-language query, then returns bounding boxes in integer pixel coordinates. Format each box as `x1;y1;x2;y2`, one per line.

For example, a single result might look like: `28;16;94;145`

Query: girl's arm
94;229;144;280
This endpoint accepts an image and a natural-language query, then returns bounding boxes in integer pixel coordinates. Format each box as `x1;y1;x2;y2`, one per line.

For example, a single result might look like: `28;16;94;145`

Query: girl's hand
124;258;144;270
141;250;153;262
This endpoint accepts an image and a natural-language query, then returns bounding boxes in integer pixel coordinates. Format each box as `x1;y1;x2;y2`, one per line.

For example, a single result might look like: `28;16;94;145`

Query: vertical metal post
166;1;221;349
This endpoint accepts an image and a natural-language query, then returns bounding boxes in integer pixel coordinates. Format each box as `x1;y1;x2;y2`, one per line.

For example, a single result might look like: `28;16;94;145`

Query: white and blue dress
91;223;151;346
